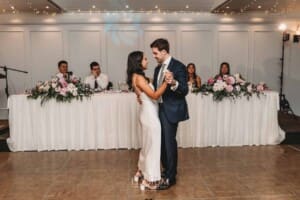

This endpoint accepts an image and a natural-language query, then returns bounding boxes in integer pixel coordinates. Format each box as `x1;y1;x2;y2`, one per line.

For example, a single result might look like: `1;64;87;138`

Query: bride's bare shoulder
133;74;147;83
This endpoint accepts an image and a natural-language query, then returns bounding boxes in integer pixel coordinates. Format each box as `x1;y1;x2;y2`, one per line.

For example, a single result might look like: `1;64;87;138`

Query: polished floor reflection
0;145;299;200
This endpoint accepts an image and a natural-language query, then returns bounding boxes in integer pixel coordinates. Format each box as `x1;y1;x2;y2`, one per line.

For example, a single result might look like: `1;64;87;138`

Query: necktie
157;64;166;103
94;79;98;89
157;64;166;88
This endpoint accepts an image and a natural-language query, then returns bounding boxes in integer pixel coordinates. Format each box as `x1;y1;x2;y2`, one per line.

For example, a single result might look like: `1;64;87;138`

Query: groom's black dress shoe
157;178;176;190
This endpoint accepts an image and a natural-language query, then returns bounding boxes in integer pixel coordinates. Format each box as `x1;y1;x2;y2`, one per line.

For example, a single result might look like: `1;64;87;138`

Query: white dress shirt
56;72;75;81
84;73;109;90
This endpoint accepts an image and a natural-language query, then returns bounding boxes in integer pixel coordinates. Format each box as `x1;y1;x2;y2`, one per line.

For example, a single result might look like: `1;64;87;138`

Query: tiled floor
0;145;299;200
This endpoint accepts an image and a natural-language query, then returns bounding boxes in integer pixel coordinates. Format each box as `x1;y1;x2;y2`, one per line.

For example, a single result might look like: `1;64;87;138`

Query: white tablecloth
7;91;285;151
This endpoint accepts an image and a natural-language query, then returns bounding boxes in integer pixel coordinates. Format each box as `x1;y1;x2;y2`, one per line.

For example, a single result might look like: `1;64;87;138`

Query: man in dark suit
151;38;189;189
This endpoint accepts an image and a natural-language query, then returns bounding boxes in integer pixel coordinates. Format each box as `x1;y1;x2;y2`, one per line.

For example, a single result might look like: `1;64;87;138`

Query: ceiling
0;0;61;15
0;0;300;25
0;0;226;14
213;0;300;15
52;0;226;12
0;0;299;15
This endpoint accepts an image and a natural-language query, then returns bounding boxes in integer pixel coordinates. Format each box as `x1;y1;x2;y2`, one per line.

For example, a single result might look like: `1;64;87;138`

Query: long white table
7;91;285;151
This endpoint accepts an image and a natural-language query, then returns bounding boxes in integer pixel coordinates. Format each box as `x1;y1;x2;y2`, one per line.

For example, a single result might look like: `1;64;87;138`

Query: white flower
55;86;61;92
72;90;78;96
43;84;50;92
234;73;240;79
234;73;246;84
38;85;44;92
51;77;58;83
235;85;241;92
37;81;43;87
247;84;252;93
67;83;76;92
51;83;57;88
213;80;226;92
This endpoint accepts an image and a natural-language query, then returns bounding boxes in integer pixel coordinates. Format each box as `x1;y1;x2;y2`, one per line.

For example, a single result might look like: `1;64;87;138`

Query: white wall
1;23;299;118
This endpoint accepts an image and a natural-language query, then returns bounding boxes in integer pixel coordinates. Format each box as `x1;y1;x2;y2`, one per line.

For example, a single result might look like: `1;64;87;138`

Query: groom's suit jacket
153;57;189;123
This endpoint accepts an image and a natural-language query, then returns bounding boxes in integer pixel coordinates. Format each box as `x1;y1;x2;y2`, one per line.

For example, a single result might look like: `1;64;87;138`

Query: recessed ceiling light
125;5;129;9
226;6;230;9
92;5;96;9
258;5;262;9
251;17;264;22
155;5;158;9
45;6;49;9
185;5;189;9
220;17;234;22
11;6;15;10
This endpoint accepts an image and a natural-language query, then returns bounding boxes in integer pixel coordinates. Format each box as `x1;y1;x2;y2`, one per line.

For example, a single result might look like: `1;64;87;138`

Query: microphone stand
279;32;296;118
0;66;28;98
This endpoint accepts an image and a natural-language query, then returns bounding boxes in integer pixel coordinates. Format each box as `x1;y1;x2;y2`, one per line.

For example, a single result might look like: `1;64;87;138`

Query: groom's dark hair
150;38;169;53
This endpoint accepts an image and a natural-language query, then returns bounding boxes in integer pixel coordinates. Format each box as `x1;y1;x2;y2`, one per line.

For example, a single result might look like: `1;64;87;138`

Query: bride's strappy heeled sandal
139;179;160;190
133;170;144;183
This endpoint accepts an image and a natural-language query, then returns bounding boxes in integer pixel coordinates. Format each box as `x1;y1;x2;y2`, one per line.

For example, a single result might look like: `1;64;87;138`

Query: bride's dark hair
126;51;149;90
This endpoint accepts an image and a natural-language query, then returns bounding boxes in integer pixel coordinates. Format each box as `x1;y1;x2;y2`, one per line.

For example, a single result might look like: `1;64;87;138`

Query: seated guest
214;62;230;79
186;63;201;89
85;61;108;90
56;60;73;81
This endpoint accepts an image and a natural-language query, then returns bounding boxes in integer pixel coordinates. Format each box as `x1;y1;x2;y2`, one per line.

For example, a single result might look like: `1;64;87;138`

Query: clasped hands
164;70;176;86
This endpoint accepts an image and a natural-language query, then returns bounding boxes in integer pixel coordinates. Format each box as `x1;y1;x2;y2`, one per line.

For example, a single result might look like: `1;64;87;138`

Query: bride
126;51;167;190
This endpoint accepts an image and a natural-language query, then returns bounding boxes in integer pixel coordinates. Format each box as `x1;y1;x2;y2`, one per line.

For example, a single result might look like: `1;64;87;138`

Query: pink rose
225;85;233;92
59;78;68;88
225;76;235;85
208;78;215;85
256;84;264;92
71;77;79;84
59;87;67;96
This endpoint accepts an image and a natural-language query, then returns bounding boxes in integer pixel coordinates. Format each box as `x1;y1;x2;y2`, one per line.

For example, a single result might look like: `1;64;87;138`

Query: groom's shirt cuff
170;80;179;91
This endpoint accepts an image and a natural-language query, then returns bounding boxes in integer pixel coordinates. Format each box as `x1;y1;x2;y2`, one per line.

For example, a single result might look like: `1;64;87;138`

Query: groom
151;38;189;189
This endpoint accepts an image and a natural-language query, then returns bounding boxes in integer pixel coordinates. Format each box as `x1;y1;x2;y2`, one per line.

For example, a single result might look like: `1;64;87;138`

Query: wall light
278;23;287;31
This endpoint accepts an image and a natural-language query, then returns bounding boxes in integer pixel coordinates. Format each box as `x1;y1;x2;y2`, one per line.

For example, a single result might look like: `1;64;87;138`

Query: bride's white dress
138;83;161;182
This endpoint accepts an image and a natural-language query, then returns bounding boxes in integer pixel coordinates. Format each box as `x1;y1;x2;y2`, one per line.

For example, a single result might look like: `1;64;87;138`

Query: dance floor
0;145;299;200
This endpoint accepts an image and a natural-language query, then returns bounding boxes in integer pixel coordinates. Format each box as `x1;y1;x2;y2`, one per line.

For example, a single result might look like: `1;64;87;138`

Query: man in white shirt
85;61;108;91
56;60;72;80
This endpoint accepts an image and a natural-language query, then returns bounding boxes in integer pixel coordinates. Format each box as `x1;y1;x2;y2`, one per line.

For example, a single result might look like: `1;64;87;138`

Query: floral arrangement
27;76;93;105
192;74;268;101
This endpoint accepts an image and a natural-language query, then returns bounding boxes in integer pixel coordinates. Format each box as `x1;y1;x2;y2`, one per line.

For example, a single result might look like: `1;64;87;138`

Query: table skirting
7;91;285;151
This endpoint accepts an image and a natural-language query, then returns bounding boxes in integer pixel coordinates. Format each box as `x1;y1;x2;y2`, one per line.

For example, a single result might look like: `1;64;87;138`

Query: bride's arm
136;75;167;100
132;74;142;104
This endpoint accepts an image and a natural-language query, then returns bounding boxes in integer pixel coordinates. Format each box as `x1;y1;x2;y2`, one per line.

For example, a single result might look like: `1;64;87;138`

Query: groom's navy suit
153;57;189;184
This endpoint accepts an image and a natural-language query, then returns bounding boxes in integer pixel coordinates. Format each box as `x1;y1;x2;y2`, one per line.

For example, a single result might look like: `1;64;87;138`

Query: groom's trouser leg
159;108;178;182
